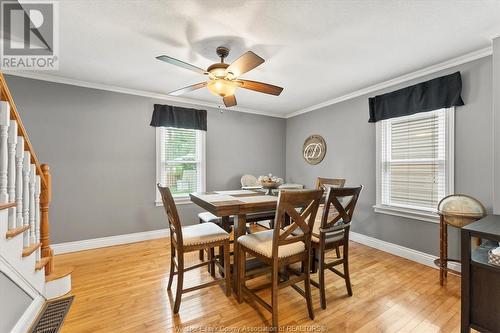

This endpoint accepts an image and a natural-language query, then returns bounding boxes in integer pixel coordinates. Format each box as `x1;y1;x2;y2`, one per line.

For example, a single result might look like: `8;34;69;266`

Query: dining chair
241;174;262;189
316;177;346;190
157;184;231;314
314;177;346;261
311;185;363;309
237;189;323;329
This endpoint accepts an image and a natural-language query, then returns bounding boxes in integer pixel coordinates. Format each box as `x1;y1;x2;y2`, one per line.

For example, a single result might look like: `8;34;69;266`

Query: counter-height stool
314;177;346;262
311;185;362;309
237;189;323;329
157;185;231;314
316;177;346;190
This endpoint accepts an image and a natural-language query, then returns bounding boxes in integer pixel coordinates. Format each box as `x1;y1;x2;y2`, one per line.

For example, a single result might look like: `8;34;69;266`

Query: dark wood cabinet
461;215;500;333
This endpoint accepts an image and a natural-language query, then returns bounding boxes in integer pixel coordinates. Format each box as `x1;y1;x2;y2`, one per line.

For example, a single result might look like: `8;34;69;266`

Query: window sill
373;204;439;223
155;198;193;207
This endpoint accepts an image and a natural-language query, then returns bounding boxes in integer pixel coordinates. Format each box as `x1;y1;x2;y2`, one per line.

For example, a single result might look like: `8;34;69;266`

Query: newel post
40;163;53;275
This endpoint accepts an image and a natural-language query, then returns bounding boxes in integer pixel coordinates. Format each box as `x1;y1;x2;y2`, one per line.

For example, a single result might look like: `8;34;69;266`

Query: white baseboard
52;229;169;255
53;229;461;273
350;232;461;272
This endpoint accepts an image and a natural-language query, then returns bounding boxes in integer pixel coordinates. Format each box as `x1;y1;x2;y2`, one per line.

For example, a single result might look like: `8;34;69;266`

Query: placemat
214;190;255;195
237;195;278;203
195;194;236;202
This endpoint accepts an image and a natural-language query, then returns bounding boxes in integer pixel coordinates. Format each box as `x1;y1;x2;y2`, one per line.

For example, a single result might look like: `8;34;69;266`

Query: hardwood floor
55;237;463;332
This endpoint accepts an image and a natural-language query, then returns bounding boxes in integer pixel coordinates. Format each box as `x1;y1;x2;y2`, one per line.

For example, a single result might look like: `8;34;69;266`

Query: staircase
0;72;71;303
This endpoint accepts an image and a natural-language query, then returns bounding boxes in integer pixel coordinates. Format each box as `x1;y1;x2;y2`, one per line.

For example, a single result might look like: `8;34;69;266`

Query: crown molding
3;46;492;120
286;46;493;118
2;71;286;118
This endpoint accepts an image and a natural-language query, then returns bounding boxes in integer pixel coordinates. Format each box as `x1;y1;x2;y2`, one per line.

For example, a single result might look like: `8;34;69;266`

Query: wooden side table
461;215;500;333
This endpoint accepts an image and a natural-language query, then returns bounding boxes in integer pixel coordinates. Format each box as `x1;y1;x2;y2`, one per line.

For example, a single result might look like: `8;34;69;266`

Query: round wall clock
303;135;327;165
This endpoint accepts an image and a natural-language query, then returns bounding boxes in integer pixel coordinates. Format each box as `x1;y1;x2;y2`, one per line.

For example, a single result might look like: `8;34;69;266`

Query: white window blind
377;108;454;217
156;127;205;202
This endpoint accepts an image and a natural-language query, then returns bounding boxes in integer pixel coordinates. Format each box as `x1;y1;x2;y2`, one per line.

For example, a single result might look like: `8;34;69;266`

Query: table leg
443;222;448;282
439;216;445;286
219;216;231;276
233;214;247;296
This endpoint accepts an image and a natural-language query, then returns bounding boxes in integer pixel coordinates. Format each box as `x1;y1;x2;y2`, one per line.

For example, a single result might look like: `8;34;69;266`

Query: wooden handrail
0;73;48;189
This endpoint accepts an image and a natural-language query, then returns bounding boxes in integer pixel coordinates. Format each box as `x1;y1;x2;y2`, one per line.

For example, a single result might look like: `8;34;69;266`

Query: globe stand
436;194;487;286
434;215;463;286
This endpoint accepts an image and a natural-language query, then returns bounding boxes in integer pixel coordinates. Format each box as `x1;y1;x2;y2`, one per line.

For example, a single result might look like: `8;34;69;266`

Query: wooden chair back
320;186;363;231
272;189;323;256
157;184;183;246
316;177;346;190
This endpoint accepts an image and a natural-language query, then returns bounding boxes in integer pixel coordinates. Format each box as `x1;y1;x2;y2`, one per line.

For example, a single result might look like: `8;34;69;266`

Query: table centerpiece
258;174;283;195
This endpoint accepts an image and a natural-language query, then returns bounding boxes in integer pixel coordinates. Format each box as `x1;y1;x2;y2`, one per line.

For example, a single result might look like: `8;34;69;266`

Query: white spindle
29;165;36;245
0;101;10;203
35;175;41;259
15;137;24;228
22;151;30;248
7;120;17;229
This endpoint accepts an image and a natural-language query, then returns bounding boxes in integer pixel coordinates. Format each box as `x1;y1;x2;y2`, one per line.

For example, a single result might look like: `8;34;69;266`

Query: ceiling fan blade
226;51;264;78
223;95;237;107
237;80;283;96
169;82;207;96
156;55;207;75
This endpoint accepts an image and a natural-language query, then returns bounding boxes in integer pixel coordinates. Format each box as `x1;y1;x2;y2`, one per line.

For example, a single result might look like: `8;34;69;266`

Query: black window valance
150;104;207;131
368;71;464;123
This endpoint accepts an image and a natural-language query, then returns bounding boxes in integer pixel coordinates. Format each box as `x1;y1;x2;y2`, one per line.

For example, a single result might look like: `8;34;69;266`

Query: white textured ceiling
19;0;500;116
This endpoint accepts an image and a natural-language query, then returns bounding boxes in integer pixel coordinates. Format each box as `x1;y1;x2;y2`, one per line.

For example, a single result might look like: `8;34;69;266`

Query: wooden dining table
189;189;279;295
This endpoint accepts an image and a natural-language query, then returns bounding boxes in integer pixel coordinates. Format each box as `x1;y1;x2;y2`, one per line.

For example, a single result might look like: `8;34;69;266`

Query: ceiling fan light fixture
207;79;238;97
157;46;283;108
207;63;229;79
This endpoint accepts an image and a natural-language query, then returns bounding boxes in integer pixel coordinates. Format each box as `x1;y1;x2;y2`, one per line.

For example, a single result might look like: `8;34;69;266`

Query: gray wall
4;56;492;256
5;75;286;243
0;271;33;333
286;57;493;257
493;37;500;214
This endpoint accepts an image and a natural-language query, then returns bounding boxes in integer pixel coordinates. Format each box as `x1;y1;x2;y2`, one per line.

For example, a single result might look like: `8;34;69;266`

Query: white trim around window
374;107;455;223
155;127;206;206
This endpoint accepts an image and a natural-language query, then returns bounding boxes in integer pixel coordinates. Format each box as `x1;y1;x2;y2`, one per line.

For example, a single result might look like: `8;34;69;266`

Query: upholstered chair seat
198;212;235;224
197;210;274;264
177;222;230;246
237;230;305;258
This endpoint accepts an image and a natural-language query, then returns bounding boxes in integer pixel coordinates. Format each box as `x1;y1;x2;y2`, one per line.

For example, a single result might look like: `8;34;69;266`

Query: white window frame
155;127;206;206
374;107;455;223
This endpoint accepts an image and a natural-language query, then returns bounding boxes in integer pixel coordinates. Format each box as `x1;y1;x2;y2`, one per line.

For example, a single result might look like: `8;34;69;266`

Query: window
156;127;205;204
374;108;454;222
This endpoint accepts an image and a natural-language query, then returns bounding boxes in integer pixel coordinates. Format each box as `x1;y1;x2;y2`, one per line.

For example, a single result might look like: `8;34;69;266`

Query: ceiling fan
156;46;283;107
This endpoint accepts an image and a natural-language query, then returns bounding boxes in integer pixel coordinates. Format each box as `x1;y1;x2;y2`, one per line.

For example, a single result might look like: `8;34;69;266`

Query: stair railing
0;72;53;275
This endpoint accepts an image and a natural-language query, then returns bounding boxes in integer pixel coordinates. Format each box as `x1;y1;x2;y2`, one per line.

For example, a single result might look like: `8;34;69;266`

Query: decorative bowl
258;174;283;195
260;180;280;189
